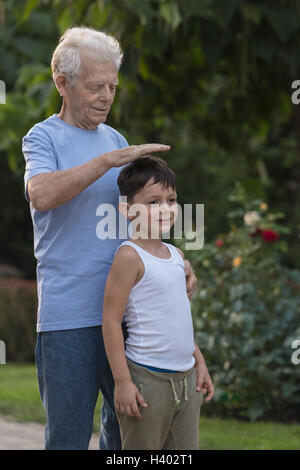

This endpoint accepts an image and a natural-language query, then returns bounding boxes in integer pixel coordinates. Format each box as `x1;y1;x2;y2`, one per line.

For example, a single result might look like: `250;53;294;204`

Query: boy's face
128;179;178;238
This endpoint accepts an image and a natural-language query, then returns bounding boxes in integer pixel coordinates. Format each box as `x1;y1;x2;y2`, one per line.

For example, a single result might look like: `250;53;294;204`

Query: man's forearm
28;152;112;211
194;342;206;365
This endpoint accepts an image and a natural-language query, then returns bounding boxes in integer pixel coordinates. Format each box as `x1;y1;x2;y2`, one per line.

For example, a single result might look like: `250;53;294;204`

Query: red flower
261;230;279;242
215;238;224;247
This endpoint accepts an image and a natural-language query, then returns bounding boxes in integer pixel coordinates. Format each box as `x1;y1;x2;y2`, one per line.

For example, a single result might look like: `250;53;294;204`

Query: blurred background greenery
0;0;300;440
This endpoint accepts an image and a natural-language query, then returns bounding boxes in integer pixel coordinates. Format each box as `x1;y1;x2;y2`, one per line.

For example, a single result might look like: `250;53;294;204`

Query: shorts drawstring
184;377;188;401
170;376;188;405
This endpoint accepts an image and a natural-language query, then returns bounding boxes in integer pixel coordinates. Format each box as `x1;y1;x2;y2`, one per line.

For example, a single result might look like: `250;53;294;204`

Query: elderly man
22;27;207;450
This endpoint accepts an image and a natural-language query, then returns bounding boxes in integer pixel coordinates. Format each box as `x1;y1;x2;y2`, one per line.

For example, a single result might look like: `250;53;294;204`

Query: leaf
285;268;300;283
227;209;244;219
7;147;18;172
85;2;111;28
240;2;261;25
181;0;213;19
22;0;40;22
12;37;53;62
57;6;73;34
211;0;239;28
159;2;182;30
254;30;277;62
261;5;300;43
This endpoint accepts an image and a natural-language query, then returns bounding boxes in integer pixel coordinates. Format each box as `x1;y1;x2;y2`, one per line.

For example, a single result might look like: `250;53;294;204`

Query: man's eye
149;201;158;205
169;198;176;202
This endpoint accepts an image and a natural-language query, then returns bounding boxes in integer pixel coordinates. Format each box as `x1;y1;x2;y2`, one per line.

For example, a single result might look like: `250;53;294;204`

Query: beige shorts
117;357;203;450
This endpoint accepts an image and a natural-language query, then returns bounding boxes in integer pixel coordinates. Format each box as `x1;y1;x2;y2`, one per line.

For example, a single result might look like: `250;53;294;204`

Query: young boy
102;156;212;450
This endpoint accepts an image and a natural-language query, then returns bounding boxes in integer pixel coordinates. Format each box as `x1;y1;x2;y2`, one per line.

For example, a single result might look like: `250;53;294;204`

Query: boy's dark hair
117;155;176;204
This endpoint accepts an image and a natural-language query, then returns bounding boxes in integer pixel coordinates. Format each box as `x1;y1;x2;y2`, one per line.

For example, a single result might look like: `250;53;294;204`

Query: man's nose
99;85;112;101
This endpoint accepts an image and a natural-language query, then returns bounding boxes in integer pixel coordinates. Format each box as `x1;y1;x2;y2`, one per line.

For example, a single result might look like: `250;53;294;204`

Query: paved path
0;417;99;450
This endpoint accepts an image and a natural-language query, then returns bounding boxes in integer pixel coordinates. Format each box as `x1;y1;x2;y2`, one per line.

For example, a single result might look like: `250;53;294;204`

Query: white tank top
114;240;195;371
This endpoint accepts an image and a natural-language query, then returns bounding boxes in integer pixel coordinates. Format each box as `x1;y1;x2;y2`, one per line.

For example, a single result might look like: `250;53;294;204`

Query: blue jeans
35;326;124;450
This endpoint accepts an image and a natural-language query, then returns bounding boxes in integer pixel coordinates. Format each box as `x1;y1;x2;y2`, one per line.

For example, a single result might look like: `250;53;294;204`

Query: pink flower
215;238;224;247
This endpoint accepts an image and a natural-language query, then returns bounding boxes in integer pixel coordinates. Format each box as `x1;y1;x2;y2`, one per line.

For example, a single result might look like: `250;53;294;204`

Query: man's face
65;55;118;129
129;180;178;238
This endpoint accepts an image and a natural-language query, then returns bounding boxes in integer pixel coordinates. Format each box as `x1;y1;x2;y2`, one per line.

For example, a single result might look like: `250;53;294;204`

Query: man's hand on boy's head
184;259;198;300
114;380;148;419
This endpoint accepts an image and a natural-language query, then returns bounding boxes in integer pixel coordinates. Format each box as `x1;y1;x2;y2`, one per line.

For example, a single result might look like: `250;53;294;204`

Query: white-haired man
22;27;200;450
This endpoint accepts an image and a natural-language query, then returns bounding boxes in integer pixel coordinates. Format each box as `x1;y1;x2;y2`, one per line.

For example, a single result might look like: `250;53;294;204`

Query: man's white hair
51;26;123;85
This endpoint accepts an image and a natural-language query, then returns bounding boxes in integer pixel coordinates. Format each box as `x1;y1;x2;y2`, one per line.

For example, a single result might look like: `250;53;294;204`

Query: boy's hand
114;381;148;419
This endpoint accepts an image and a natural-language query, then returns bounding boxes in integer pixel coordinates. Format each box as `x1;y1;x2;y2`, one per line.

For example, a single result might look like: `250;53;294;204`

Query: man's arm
28;154;111;211
102;246;147;418
28;143;170;211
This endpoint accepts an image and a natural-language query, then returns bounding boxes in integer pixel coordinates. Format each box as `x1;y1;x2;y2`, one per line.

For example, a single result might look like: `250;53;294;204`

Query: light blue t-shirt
22;113;129;332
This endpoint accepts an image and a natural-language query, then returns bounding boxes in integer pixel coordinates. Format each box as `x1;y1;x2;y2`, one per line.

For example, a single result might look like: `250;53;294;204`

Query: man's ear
54;73;67;97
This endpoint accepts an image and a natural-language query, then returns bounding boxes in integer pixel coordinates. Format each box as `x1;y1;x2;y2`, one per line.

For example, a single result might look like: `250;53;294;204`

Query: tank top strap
114;240;179;264
114;240;147;260
116;240;145;255
163;242;185;266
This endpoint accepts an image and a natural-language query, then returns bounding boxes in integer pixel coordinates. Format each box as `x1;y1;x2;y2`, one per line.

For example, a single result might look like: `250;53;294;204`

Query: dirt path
0;416;99;450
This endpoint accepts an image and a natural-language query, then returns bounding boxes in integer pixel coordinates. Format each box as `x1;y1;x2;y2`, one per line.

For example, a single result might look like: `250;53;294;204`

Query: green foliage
0;279;37;362
0;0;299;421
177;182;300;421
0;0;300;276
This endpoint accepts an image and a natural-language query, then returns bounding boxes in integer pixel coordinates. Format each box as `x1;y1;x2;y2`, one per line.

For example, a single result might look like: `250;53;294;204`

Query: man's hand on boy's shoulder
114;380;148;419
175;247;198;300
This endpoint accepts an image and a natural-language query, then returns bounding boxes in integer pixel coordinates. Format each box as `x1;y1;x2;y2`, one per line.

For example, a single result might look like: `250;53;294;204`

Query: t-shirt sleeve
119;134;129;148
22;125;57;203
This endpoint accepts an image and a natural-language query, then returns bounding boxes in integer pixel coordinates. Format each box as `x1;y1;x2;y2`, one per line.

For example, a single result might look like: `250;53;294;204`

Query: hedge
0;278;37;363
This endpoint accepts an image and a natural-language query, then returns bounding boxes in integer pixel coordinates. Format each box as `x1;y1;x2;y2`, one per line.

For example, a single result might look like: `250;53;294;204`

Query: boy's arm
102;246;147;417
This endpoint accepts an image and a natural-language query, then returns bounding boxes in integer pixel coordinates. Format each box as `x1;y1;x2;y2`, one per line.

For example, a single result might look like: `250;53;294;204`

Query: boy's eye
149;199;176;205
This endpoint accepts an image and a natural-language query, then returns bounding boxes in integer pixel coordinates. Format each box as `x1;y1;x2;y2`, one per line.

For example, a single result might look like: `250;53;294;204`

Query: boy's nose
159;202;170;211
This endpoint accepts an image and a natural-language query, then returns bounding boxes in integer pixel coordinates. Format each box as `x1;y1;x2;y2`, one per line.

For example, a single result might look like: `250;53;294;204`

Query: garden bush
1;181;300;422
0;278;37;362
177;182;300;422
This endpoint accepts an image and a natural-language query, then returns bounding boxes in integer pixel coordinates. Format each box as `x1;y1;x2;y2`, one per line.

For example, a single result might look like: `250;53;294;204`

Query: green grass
198;417;300;450
0;363;103;431
1;364;300;449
